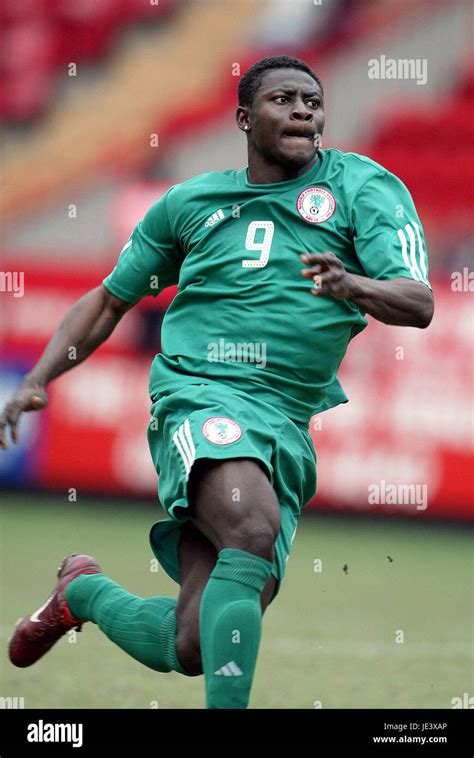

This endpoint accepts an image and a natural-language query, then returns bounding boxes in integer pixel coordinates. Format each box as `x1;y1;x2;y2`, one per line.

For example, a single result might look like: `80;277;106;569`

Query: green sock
65;574;188;675
199;548;273;709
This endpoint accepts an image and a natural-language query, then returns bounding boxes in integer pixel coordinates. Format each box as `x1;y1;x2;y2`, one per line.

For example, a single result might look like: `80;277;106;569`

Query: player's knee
219;491;281;558
224;508;280;560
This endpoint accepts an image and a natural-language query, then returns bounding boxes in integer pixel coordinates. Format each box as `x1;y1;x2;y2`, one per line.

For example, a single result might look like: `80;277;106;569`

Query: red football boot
9;554;102;668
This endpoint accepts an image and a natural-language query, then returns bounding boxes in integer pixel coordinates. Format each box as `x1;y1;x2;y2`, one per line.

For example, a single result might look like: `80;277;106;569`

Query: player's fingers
0;406;14;449
313;268;339;283
311;281;337;296
301;265;324;278
6;406;22;445
318;252;342;269
300;256;342;281
0;392;47;449
10;420;19;444
12;393;47;442
300;252;341;267
0;423;7;449
301;261;336;278
310;270;340;295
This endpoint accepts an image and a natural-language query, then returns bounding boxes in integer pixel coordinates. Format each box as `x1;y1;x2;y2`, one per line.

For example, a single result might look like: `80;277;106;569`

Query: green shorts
147;382;317;602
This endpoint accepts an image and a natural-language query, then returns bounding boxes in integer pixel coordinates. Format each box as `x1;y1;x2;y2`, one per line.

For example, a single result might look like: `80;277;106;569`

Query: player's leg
9;557;188;675
174;520;277;676
184;457;281;708
63;569;190;674
9;509;276;675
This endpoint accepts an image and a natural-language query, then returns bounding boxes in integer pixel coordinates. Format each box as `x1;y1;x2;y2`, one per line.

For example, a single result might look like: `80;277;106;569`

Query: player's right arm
0;285;134;449
0;188;182;450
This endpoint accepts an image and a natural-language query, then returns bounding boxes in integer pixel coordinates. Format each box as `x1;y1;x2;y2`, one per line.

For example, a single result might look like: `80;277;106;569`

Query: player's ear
236;106;250;133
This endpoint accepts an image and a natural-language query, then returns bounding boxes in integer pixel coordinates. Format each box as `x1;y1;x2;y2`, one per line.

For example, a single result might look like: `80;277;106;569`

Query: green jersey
103;148;430;424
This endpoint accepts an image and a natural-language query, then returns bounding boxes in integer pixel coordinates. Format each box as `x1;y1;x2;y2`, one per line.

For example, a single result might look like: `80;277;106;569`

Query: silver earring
244;126;249;131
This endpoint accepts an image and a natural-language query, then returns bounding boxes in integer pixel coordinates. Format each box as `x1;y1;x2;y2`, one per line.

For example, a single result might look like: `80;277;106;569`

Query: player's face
243;68;325;169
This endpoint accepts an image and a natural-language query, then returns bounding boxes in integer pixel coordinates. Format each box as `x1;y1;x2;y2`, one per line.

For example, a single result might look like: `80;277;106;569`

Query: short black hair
238;55;323;109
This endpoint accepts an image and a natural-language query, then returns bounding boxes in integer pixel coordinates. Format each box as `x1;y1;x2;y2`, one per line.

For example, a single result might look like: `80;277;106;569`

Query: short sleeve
351;171;431;288
102;190;182;303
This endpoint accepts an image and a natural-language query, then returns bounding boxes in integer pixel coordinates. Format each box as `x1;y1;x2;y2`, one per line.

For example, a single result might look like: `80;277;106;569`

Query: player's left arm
301;169;434;328
300;252;434;327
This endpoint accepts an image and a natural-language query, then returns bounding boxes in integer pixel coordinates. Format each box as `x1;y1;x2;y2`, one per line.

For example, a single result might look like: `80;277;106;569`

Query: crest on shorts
202;417;242;445
296;187;336;224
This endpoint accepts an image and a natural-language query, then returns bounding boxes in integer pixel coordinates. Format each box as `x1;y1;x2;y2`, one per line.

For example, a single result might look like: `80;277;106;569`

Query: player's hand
0;383;48;450
300;252;353;299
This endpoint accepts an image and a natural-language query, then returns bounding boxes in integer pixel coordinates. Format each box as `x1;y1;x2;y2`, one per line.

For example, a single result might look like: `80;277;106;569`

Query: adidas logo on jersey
214;660;243;676
204;209;224;227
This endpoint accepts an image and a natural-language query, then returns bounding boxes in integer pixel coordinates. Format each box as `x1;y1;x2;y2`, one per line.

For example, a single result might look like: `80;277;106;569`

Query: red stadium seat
369;73;474;226
3;70;53;122
1;22;56;74
0;0;180;123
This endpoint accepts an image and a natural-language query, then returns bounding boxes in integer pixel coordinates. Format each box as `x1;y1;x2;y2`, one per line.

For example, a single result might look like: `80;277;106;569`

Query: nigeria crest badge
202;417;242;445
296;187;336;224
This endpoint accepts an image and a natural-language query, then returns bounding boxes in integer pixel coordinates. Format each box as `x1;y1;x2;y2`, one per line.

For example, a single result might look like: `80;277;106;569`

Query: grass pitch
0;492;472;709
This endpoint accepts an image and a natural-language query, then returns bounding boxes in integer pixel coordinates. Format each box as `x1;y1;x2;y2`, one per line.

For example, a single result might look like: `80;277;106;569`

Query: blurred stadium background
0;0;472;709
